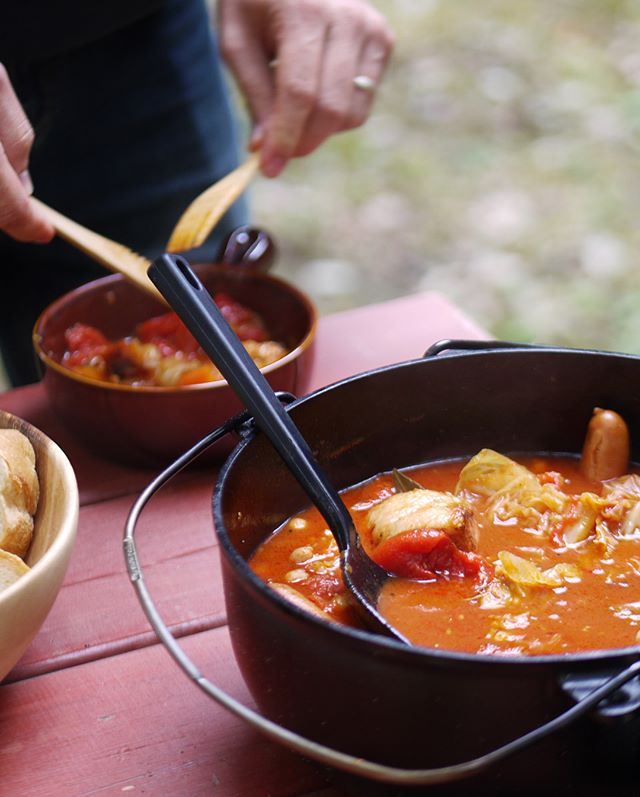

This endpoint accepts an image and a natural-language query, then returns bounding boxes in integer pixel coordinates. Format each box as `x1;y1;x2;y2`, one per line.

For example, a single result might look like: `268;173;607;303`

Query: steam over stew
250;408;640;655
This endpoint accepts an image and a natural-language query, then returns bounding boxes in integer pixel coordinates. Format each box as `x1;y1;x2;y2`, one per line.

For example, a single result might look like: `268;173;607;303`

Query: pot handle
560;668;640;720
217;226;276;273
124;441;640;787
424;339;546;358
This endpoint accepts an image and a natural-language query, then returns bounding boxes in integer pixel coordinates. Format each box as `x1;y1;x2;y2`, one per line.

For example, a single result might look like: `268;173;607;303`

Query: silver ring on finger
353;74;376;92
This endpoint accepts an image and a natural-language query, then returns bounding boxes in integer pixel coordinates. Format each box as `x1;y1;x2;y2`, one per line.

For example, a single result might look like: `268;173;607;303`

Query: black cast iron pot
125;341;640;796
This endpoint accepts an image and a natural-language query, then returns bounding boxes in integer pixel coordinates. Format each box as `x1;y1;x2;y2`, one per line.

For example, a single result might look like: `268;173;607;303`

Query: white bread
0;430;39;559
0;548;30;593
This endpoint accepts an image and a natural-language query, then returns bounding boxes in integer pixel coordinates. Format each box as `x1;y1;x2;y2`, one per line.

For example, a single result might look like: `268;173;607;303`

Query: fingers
296;5;393;158
291;12;362;158
217;0;275;144
0;64;53;243
218;0;394;178
261;0;393;174
258;2;328;176
0;64;34;176
349;23;394;130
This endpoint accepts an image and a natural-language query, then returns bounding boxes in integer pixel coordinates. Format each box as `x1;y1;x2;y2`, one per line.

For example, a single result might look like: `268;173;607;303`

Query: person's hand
0;64;54;243
218;0;394;177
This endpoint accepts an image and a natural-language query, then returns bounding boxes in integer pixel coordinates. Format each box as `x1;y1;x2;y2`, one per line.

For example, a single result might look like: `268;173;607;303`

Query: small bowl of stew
32;228;317;466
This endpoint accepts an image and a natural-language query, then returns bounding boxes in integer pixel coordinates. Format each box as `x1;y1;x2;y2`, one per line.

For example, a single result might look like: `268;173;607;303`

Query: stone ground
249;0;640;355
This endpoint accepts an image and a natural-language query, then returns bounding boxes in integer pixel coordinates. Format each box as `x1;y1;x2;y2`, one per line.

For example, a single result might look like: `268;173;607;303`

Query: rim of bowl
0;411;78;604
32;270;318;394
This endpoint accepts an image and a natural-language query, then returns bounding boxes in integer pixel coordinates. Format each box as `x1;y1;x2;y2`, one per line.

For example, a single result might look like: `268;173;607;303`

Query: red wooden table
0;292;486;797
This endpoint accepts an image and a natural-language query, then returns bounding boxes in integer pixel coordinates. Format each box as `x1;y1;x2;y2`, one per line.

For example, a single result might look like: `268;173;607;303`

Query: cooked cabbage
603;474;640;499
455;449;539;496
562;492;602;545
601;474;640;538
496;551;580;588
456;449;570;536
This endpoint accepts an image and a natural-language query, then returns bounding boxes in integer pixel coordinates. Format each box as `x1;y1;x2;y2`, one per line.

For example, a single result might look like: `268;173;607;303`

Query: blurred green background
245;0;640;353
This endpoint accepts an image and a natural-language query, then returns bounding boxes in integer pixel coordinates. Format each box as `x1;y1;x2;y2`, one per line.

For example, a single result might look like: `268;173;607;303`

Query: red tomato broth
249;456;640;656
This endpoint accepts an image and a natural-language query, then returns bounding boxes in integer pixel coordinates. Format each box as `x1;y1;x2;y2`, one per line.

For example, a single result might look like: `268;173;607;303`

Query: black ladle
148;254;408;644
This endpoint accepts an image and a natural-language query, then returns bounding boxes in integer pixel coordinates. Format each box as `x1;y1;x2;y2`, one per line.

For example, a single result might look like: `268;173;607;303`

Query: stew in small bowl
33;228;317;466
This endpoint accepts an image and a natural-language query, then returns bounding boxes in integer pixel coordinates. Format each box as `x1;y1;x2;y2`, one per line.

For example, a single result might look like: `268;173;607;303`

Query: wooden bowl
0;409;78;682
32;234;317;466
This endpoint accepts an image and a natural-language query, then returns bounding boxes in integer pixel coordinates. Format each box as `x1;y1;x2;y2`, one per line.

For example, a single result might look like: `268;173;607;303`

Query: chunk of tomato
65;322;108;351
214;292;268;341
63;323;111;366
372;529;489;581
135;313;179;341
135;312;201;356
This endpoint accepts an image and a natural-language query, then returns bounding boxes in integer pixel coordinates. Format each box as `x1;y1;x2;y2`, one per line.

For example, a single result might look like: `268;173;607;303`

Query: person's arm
0;64;54;243
217;0;394;177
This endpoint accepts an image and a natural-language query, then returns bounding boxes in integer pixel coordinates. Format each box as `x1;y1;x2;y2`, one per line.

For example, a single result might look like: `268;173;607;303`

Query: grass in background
244;0;640;353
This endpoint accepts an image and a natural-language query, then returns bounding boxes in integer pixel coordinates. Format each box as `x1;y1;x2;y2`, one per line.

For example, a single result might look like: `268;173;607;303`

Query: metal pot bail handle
123;467;640;788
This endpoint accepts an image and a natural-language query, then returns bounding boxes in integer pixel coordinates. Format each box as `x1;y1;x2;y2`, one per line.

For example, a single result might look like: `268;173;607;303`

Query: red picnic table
0;291;486;797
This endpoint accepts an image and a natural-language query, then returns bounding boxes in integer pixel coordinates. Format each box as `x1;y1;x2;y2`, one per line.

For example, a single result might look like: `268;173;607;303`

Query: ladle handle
148;253;352;551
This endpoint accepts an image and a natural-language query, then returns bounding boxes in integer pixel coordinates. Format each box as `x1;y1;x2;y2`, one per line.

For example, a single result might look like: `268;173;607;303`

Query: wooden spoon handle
32;198;164;303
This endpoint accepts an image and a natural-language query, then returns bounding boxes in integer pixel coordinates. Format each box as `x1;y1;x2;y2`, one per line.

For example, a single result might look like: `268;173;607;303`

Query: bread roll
0;430;39;558
0;549;30;592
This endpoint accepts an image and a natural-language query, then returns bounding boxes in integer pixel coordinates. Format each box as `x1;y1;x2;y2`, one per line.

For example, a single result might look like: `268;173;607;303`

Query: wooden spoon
148;252;409;643
166;153;260;253
32;198;164;303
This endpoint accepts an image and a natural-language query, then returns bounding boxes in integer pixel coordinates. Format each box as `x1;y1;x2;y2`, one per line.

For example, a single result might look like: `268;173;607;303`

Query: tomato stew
250;445;640;655
61;293;288;387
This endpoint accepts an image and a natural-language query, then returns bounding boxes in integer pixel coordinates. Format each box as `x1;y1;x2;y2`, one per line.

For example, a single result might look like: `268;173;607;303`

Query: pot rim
32;268;317;395
214;343;640;668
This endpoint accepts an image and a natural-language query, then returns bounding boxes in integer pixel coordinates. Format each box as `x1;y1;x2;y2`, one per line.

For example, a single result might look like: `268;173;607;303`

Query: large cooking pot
125;340;640;795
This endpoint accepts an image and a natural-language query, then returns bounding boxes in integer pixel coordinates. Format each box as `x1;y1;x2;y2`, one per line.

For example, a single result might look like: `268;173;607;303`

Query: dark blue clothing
2;2;167;62
0;0;248;385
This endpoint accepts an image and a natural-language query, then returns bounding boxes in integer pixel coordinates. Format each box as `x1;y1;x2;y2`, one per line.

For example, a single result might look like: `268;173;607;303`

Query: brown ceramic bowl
32;229;317;466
